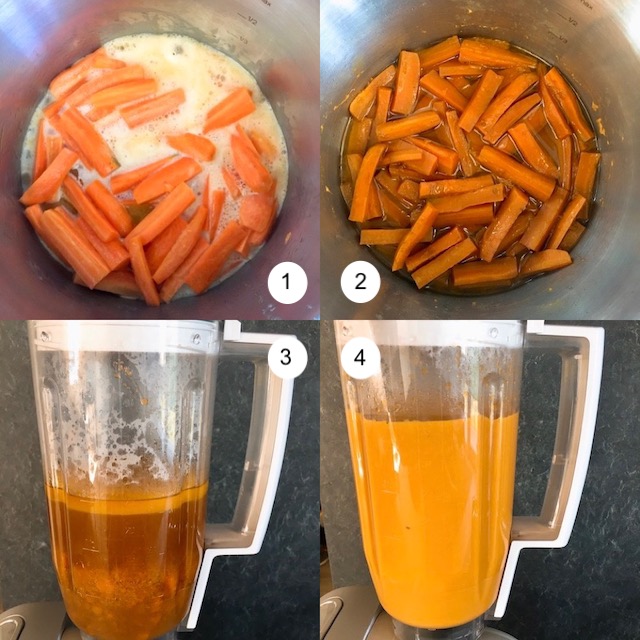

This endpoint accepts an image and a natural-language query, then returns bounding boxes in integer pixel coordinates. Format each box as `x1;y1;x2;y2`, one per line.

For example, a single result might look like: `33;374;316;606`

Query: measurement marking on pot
556;11;578;26
579;0;593;9
237;12;258;25
548;30;568;45
261;0;272;6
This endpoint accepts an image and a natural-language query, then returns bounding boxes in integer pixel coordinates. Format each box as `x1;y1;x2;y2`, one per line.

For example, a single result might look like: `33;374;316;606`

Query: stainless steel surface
0;603;66;640
0;0;319;319
321;0;640;319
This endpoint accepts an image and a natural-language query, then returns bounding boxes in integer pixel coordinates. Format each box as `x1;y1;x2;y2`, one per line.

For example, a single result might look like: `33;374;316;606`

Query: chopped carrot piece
350;65;396;121
397;179;420;203
145;216;189;273
439;63;485;77
405;227;467;272
431;183;505;213
419;70;468;112
539;73;572;139
375;111;441;141
574;152;601;201
62;176;119;242
128;237;160;305
392;51;421;115
20;147;78;206
558;137;574;191
495;212;532;255
508;122;558;178
452;256;518;287
360;229;409;245
445;110;476;177
75;216;130;271
246;197;278;248
547;195;587;250
45;133;63;167
458;69;503;132
371;87;393;143
458;39;537;68
110;155;175;194
203;87;256;132
365;182;384;221
558;221;586;252
520;186;569;251
346;153;363;182
392;203;439;271
33;120;48;180
85;180;134;236
230;132;274;193
379;148;423;166
248;129;278;161
420;175;494;198
418;36;460;72
408;138;459;175
121;88;186;128
484;93;541;144
222;167;242;199
544;68;594;142
24;204;44;233
87;78;159;111
66;64;147;106
346;118;374;154
133;157;201;203
207;188;226;239
411;237;477;288
433;204;495;228
159;237;209;303
378;188;410;227
166;133;216;162
74;270;142;298
403;149;438;176
238;193;276;233
520;249;572;276
350;144;386;222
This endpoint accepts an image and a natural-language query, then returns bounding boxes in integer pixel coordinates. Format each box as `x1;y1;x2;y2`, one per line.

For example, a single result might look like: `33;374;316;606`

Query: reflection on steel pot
0;0;319;319
321;0;640;319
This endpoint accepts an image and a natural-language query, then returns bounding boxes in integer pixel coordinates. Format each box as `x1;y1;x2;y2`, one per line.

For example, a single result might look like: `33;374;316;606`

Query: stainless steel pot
0;0;319;319
321;0;640;319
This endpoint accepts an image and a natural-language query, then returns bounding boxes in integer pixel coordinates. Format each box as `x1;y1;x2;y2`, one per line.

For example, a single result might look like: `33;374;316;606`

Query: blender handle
185;320;294;629
493;320;604;618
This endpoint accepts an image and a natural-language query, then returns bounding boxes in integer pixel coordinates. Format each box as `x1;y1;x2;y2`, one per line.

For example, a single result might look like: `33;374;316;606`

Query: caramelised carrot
203;87;256;131
133;157;201;203
86;180;134;236
222;167;242;199
145;216;188;273
375;111;441;141
520;186;568;251
75;216;130;271
496;211;532;255
230;131;274;193
377;188;410;227
366;182;384;221
412;237;477;288
350;65;396;121
520;249;572;276
508;121;558;178
397;179;420;203
539;73;572;139
420;175;494;198
431;183;505;212
445;110;475;177
458;69;503;132
558;137;573;191
405;226;466;272
33;120;48;180
121;88;186;128
360;229;409;245
392;202;439;271
62;176;119;242
207;186;226;238
110;155;175;194
547;195;587;250
86;78;158;111
379;148;423;166
544;68;594;142
418;36;460;72
452;256;518;287
403;149;438;176
346;153;363;182
458;39;537;69
558;221;586;252
65;64;147;106
484;93;541;144
166;133;216;162
439;63;485;77
433;204;495;228
373;86;393;130
20;147;78;206
392;51;421;115
346;118;373;155
74;270;142;298
574;152;601;201
152;204;207;284
128;237;160;305
419;70;468;112
350;144;386;222
184;220;247;294
408;138;459;175
127;182;196;246
477;145;556;201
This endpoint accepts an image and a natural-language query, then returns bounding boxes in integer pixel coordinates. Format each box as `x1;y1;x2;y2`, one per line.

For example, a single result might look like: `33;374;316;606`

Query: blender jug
28;320;293;640
334;320;604;640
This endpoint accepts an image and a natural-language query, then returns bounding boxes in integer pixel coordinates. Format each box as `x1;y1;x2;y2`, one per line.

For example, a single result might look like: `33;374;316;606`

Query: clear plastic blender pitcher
334;320;603;640
29;320;293;640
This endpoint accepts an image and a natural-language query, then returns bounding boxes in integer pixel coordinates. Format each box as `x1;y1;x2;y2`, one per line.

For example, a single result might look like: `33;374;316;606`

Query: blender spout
392;616;485;640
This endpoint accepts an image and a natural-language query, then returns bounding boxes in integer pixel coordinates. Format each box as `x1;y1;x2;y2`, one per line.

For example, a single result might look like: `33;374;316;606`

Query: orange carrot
508;122;558;178
85;180;134;236
166;133;216;162
420;175;494;198
558;221;586;252
372;86;393;137
477;146;556;201
74;270;142;298
20;147;78;205
87;78;159;111
405;227;467;272
238;193;276;233
458;39;537;68
418;36;461;72
145;216;189;273
392;203;439;271
484;93;541;144
559;137;573;191
452;256;518;287
574;152;601;201
62;176;119;242
159;237;209;302
350;144;386;222
544;68;594;142
408;138;459;175
547;195;587;250
375;111;441;141
121;88;186;128
65;64;147;106
397;179;420;203
433;204;495;228
412;237;478;288
539;73;572;139
128;237;160;305
110;155;175;194
247;198;278;247
230;132;274;193
45;133;63;167
520;186;569;251
184;220;247;294
248;129;278;161
350;65;396;120
33;120;48;180
439;63;485;77
378;188;410;227
133;157;201;203
392;51;421;115
445;110;475;177
520;249;572;276
203;87;256;132
152;204;207;284
431;183;505;213
458;69;503;132
379;148;423;166
403;149;438;176
207;187;226;239
24;204;44;233
75;216;130;271
419;70;468;112
346;153;363;182
479;186;530;262
222;166;242;199
360;229;409;245
495;212;532;255
127;182;196;246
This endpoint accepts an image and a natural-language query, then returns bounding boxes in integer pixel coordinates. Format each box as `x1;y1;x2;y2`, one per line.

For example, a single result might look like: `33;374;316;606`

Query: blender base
320;586;517;640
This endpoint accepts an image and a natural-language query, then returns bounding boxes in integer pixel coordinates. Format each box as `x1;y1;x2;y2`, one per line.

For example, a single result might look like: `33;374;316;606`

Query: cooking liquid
45;482;208;640
346;412;519;629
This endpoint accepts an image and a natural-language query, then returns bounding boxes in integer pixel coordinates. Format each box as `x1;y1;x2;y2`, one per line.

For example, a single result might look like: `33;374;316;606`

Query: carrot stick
75;216;130;271
475;72;538;135
166;133;216;162
24;204;44;232
184;220;247;294
208;188;226;238
375;111;441;141
121;88;186;128
391;203;438;271
392;51;421;115
439;63;485;77
479;186;530;262
85;180;134;236
408;138;459;175
419;70;468;112
345;118;373;155
420;175;494;198
238;193;275;233
38;207;110;288
452;256;518;287
539;73;572;139
159;237;209;302
431;183;505;213
484;93;541;144
508;122;558;178
397;179;420;203
360;229;409;245
350;65;396;121
20;147;78;205
74;270;142;298
230;132;274;193
520;186;569;251
547;195;587;250
458;39;537;69
248;129;278;161
403;149;438;176
477;146;556;201
203;87;256;132
128;237;160;305
33;120;48;180
522;104;548;134
45;133;63;167
378;148;423;166
496;211;532;255
558;221;586;252
378;189;410;227
62;176;119;242
405;227;467;272
127;182;196;246
559;137;574;191
365;182;384;221
520;249;572;276
65;64;147;106
387;165;425;181
574;152;601;201
543;68;594;142
497;135;519;156
445;110;476;177
110;155;175;194
412;237;477;288
133;157;201;203
373;86;393;130
433;204;495;228
346;153;363;182
458;69;503;132
87;78;159;111
350;144;386;222
418;36;461;72
145;216;189;273
152;204;207;284
57;107;119;177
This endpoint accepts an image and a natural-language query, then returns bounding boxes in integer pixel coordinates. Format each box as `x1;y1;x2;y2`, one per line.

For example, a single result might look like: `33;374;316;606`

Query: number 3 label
341;261;381;303
340;337;381;380
268;337;308;379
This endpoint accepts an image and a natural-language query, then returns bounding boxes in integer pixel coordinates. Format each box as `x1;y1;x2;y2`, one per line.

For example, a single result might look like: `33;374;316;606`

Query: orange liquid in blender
346;412;519;629
45;483;207;640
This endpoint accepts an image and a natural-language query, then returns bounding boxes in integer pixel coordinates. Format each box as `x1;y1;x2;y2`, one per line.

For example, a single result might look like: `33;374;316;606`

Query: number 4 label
340;338;381;380
341;261;381;303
